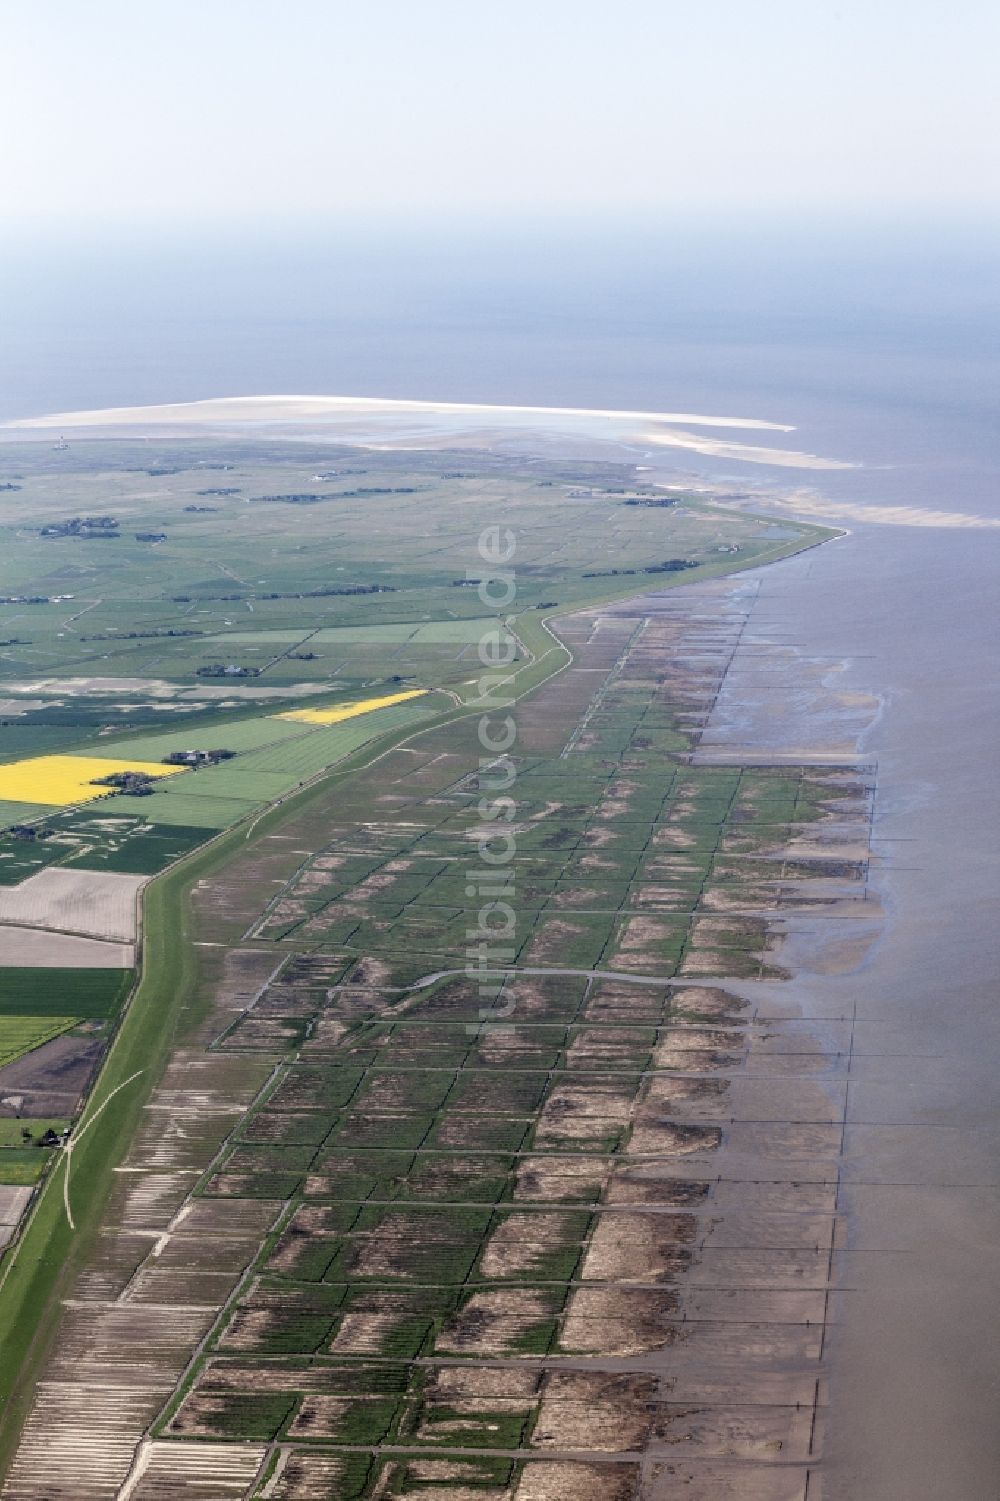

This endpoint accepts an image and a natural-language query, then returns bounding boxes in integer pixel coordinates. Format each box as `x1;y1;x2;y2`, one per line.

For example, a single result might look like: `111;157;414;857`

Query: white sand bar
0;392;852;470
5;392;795;432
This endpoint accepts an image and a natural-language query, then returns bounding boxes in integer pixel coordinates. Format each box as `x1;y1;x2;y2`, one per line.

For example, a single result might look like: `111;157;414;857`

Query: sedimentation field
0;436;844;1499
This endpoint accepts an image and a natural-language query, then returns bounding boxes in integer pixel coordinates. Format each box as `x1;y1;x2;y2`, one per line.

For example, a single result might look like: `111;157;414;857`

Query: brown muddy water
686;515;1000;1500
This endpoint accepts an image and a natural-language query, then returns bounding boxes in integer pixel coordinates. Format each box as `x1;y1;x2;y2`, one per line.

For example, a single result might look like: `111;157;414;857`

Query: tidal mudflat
1;570;875;1499
693;513;1000;1501
0;411;995;1499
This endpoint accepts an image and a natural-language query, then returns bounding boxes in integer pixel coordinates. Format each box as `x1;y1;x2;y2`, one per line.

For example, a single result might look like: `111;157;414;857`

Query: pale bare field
0;870;146;943
0;927;134;967
0;1188;32;1250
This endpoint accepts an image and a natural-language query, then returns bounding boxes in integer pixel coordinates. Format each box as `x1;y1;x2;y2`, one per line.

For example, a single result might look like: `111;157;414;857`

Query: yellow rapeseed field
0;755;185;808
275;688;428;726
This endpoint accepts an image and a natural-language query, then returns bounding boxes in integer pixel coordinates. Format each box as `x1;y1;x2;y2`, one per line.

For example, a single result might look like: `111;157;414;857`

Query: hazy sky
3;0;998;233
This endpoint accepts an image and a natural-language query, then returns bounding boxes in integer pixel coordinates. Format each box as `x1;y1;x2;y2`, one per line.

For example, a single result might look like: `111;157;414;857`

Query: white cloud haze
2;0;998;231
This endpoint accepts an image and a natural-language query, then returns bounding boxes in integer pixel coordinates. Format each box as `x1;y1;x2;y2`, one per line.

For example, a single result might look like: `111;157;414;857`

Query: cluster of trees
81;628;202;642
40;515;119;539
251;485;420;504
582;558;696;580
18;1125;64;1147
162;748;235;766
644;558;697;573
172;583;395;603
90;770;156;795
195;663;261;678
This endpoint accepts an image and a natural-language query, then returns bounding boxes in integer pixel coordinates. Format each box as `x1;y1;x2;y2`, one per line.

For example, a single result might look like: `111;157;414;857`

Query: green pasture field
158;766;296;802
0;811;210;880
0;1121;68;1148
0;438;828;700
230;701;433;776
85;714;305;761
104;790;258;828
0;969;131;1019
0;801;49;830
62;698;436;830
0;1152;50;1187
0;437;830;874
0;726;98;765
0;1121;70;1187
208;618;495;645
60;821;209;873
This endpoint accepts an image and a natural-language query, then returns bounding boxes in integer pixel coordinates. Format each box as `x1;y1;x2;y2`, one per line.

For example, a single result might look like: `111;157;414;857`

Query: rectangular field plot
0;755;184;809
87;701;433;832
198;629;320;645
0;1148;52;1186
155;767;297;803
275;688;427;726
0;1014;78;1067
234;702;432;776
0;800;52;830
0;842;63;888
106;791;259;828
0;967;131;1018
87;714;306;761
0;1120;70;1187
60;818;210;874
0;724;102;765
309;619;494;644
0;867;147;942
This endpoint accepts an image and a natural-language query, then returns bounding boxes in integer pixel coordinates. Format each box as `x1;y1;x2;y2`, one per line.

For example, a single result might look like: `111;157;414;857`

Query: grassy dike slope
0;838;200;1463
0;508;839;1473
